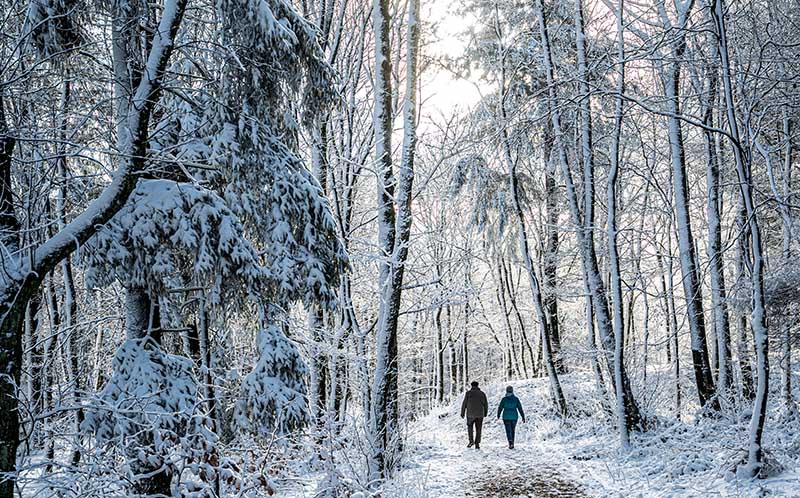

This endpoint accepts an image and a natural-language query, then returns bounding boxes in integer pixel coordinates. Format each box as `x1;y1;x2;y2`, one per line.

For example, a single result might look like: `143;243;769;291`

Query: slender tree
605;0;631;448
656;0;717;409
369;0;419;481
710;0;770;476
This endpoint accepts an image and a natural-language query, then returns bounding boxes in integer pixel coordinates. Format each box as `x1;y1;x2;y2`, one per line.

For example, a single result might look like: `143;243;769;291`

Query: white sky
421;0;483;119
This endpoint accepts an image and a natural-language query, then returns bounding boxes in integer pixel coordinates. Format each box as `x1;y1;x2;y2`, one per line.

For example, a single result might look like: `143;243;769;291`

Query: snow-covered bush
82;338;217;494
81;177;328;489
235;321;309;436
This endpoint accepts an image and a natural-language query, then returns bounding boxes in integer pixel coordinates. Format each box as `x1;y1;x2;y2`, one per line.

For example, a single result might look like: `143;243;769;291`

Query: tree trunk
310;85;331;429
539;0;641;428
780;115;797;415
449;338;457;398
435;306;445;404
197;293;220;494
734;204;755;401
308;307;328;425
508;139;567;415
666;230;682;419
585;278;610;411
710;0;769;475
127;288;173;494
0;296;33;497
605;0;630;446
0;91;22;498
369;0;397;480
369;0;418;481
42;275;61;472
701;58;732;397
495;262;521;378
543;154;564;374
126;287;153;340
660;0;716;409
501;261;532;377
54;79;84;464
463;300;470;384
21;274;41;450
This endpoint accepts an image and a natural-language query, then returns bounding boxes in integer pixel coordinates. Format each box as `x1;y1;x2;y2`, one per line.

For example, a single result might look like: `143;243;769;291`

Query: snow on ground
25;371;794;497
389;374;800;498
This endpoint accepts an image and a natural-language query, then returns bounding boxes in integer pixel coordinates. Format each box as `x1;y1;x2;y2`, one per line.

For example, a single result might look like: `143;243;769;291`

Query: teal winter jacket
497;393;525;421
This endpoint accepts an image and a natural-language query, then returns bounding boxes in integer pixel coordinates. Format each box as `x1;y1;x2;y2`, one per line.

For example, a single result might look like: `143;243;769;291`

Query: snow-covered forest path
386;374;800;498
390;380;602;497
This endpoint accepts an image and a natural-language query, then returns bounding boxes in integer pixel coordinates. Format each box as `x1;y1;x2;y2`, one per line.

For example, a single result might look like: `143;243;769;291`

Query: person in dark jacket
496;385;525;449
460;381;488;449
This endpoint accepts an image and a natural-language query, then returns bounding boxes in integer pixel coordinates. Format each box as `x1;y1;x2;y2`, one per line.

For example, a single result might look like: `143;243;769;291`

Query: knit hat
506;385;513;393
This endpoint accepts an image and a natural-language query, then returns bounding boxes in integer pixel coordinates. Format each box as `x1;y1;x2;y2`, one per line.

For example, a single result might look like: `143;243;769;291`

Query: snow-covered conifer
83;180;267;303
235;318;309;436
82;338;214;495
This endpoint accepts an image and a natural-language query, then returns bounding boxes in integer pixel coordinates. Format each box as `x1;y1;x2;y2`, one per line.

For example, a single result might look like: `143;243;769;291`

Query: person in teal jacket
496;386;526;448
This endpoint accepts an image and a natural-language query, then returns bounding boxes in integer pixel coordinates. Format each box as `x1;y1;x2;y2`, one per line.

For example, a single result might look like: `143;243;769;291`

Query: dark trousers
503;419;518;443
467;417;483;444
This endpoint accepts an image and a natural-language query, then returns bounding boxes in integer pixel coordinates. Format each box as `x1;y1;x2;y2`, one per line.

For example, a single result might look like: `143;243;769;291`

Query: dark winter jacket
460;386;489;418
497;393;525;421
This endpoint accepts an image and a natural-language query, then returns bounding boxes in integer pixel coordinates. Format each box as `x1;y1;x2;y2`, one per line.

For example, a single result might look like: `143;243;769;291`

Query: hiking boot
475;443;480;450
467;441;474;448
509;442;514;449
